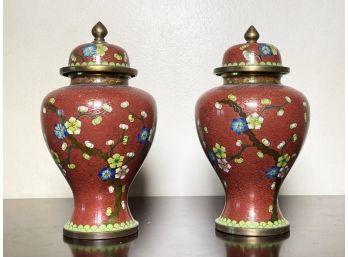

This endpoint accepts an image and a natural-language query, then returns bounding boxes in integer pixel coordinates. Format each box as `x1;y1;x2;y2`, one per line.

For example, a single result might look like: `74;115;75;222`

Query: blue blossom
231;117;248;135
137;127;150;144
98;167;115;181
54;123;68;139
83;45;97;57
266;166;280;179
207;150;217;163
259;44;273;57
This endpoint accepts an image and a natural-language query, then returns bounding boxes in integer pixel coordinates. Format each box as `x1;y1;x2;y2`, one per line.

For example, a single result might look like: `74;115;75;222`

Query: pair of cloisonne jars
41;22;309;239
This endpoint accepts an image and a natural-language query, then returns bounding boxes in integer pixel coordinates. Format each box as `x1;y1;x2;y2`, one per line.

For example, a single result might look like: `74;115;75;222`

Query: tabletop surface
4;196;344;257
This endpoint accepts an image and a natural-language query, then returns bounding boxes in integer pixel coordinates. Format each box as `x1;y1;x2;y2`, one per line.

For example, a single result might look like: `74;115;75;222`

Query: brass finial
244;25;259;43
92;21;108;43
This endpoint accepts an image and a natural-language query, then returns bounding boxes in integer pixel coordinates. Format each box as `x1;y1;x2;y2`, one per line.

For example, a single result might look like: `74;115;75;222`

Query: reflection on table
216;231;290;257
63;234;138;257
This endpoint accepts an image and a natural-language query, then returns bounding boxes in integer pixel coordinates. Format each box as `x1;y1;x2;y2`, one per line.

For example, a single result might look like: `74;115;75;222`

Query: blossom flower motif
48;98;55;104
70;54;77;62
215;102;222;110
269;205;273;213
278;166;290;178
277;109;285;116
96;44;108;56
102;103;112;112
207;150;217;163
261;98;271;105
92;116;103;125
115;165;129;179
98;167;116;181
77;106;88;113
285;96;292;103
84;141;94;148
50;150;60;164
57;109;63;116
290;123;297;129
228;94;237;101
257;151;264;158
266;166;280;179
121;201;126;209
213;143;226;158
105;207;112;216
259;44;273;56
236;140;242;147
292;134;298;142
42;107;46;114
128;114;135;122
138;128;150;144
67;163;75;169
246;112;264;129
262;138;270;146
277;154;290;167
271;182;276;190
277;141;286;149
61;142;67;151
141;111;147;118
303;101;307;107
65;117;81;135
54;123;68;139
234;157;244;163
203;127;208;133
119;124;129;130
120;101;129;108
114;53;123;60
126;152;135;157
108;186;114;193
231;117;248;134
122;136;129;145
106;140;114;146
107;154;124;169
148;128;155;142
270;45;278;55
218;159;231;173
304;112;308;122
82;153;90;160
82;45;97;57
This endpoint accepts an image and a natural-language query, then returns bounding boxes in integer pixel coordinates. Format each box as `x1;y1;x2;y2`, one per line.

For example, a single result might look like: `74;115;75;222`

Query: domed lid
214;26;289;76
60;22;137;77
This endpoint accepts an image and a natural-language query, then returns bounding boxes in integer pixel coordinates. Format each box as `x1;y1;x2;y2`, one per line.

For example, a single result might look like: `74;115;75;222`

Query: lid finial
92;21;108;43
244;25;259;43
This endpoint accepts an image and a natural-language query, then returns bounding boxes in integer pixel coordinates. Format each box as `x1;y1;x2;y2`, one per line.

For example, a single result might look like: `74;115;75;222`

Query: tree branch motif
44;98;153;222
201;95;297;222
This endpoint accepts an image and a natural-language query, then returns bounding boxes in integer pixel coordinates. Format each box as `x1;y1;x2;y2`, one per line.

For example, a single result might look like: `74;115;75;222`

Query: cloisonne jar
41;22;156;239
195;26;309;236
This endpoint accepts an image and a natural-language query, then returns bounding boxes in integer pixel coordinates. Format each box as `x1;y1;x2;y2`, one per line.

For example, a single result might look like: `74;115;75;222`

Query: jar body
195;76;309;236
41;76;156;239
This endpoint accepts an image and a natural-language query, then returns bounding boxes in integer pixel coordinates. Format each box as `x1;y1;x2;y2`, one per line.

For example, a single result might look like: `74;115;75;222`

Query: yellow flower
114;53;123;60
105;207;112;216
107;153;124;168
96;44;108;56
128;114;135;122
64;117;81;135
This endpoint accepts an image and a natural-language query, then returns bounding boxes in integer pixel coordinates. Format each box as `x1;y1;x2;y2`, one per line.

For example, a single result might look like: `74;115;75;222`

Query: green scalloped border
223;61;282;67
216;217;289;229
64;219;138;233
69;61;129;67
69;243;130;253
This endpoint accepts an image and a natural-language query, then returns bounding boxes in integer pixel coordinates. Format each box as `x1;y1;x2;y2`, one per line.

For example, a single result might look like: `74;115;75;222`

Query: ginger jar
41;22;157;239
195;26;310;236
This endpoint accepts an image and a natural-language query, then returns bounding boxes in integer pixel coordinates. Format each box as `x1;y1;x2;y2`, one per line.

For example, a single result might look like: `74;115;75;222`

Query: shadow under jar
195;26;310;236
41;22;157;239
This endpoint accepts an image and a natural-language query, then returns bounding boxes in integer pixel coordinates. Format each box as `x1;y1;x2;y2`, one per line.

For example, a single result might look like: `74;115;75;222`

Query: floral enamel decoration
41;22;156;239
195;25;310;236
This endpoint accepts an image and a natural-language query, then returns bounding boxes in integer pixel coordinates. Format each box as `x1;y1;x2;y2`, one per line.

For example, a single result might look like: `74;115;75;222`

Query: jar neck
222;73;281;85
69;73;130;86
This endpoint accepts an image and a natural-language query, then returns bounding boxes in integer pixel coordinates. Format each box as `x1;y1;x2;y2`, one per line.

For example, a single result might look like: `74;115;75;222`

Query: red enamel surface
195;83;309;222
41;84;156;226
222;43;282;65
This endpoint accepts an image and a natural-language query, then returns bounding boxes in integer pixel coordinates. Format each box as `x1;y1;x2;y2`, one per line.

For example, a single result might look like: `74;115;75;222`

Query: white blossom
140;111;147;118
84;140;94;148
277;109;285;116
119;124;129;130
126;152;135;157
236;140;242;147
106;140;114;146
285;96;292;103
108;186;114;193
277;141;286;149
120;101;129;108
121;201;126;209
290;123;297;129
262;138;270;146
215;102;222;110
61;142;67;151
102;103;113;112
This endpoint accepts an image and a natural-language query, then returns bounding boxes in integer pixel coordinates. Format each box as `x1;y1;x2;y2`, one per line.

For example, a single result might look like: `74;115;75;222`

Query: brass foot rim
63;225;138;240
215;222;290;237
